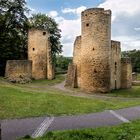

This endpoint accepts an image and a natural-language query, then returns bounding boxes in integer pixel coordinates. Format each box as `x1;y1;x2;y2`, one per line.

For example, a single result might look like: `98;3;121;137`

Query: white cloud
98;0;140;51
62;8;75;14
48;11;58;18
59;18;81;56
52;6;87;56
58;6;87;56
134;27;140;31
62;6;86;15
112;36;140;51
98;0;140;21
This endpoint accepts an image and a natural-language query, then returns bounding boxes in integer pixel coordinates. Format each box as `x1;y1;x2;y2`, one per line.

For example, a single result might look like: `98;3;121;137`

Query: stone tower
28;29;54;80
121;58;132;89
111;40;121;89
80;8;111;92
65;7;132;93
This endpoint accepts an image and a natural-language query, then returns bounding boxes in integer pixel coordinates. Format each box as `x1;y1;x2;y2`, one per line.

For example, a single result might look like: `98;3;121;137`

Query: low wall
5;60;32;83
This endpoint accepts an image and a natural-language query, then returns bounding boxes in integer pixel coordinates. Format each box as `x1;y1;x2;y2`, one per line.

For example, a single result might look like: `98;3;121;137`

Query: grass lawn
31;74;65;85
137;73;140;81
0;75;140;119
106;86;140;98
21;119;140;140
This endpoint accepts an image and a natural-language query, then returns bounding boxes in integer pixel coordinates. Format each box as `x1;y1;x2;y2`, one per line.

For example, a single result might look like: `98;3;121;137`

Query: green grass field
0;75;140;119
106;86;140;97
21;119;140;140
138;73;140;81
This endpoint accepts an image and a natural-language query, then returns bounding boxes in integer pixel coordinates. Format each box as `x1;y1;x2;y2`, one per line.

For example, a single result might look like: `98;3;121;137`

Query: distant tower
121;58;132;89
28;29;54;80
80;8;112;92
111;40;121;90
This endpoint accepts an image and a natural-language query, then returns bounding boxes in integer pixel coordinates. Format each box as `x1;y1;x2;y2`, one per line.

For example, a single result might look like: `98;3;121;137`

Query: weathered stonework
121;58;132;89
80;8;111;93
111;40;121;89
5;29;55;82
5;60;32;83
28;29;54;80
65;8;132;93
65;63;77;88
47;38;55;80
73;36;81;87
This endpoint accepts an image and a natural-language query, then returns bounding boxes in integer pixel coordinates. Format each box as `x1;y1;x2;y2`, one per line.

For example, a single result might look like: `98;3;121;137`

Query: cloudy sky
27;0;140;56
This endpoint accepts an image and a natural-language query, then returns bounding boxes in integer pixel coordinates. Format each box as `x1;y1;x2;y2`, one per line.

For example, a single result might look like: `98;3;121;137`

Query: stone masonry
121;58;132;89
65;63;77;88
111;40;121;90
73;36;81;87
5;60;32;83
5;29;55;82
65;8;132;93
28;29;55;80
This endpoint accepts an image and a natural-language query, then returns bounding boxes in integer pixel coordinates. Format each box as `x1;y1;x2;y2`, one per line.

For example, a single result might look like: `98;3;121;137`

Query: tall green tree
56;55;72;71
0;0;29;75
122;49;140;72
29;14;63;62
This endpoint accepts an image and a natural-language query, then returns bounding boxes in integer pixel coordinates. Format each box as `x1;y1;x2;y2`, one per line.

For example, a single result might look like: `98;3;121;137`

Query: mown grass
137;73;140;81
30;74;65;85
0;75;140;119
21;119;140;140
107;86;140;98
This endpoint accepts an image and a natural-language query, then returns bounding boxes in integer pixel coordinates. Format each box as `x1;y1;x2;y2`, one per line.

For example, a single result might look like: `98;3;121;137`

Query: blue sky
27;0;140;56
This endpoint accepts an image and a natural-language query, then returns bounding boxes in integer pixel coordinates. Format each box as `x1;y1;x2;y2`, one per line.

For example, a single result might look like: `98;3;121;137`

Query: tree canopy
56;55;72;71
29;13;62;62
0;1;62;76
0;0;29;75
122;50;140;73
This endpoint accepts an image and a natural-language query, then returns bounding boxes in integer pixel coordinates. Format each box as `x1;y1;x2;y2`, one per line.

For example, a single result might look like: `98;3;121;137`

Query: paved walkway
1;105;140;140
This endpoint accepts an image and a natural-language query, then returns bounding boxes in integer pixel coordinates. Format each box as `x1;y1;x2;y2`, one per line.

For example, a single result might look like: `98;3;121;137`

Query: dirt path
53;81;138;101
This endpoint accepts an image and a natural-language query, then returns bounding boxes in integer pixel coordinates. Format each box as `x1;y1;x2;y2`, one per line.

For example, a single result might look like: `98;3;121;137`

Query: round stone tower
80;8;111;93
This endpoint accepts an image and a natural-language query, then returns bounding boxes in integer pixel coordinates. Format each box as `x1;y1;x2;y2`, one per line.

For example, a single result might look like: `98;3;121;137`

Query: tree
29;14;63;62
0;0;29;76
56;55;72;71
122;50;140;72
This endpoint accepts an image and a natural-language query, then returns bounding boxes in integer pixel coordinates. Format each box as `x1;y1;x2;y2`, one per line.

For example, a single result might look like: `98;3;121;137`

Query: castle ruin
65;8;132;93
28;29;54;80
5;29;55;83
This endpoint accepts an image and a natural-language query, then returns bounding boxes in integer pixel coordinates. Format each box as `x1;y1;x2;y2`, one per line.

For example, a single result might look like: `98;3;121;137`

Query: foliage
21;120;140;140
0;3;63;76
122;50;140;72
56;55;72;71
29;14;63;62
138;74;140;81
0;0;29;76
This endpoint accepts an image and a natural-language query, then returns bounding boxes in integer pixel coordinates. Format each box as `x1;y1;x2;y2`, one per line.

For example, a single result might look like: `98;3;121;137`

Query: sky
27;0;140;56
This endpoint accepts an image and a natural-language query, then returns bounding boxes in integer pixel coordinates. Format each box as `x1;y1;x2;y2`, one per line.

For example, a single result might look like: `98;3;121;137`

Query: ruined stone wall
65;63;77;88
111;40;121;90
121;58;132;89
47;38;55;80
80;8;112;93
5;60;32;83
28;29;54;80
73;36;81;87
